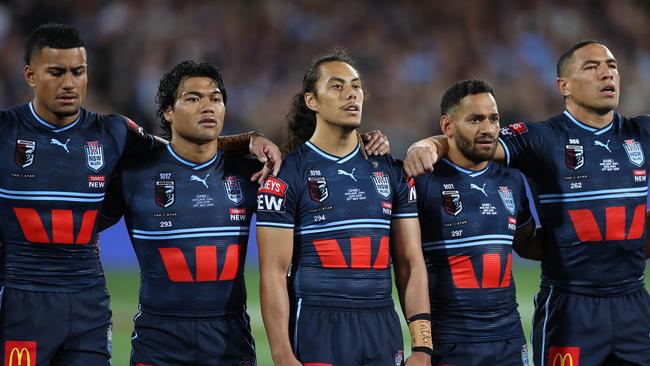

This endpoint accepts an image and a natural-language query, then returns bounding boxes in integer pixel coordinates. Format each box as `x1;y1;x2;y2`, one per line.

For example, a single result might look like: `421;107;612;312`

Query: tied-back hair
284;48;359;154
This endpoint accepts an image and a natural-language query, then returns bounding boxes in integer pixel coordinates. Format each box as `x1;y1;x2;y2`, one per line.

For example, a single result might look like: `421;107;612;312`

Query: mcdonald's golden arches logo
548;346;580;366
3;341;37;366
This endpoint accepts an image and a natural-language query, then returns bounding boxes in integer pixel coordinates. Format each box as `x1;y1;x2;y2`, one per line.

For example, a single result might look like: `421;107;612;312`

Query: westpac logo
4;341;37;366
548;346;580;366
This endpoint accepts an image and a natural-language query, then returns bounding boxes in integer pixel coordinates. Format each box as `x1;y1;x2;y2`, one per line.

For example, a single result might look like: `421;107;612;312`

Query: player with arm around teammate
405;40;650;366
256;49;431;366
415;80;540;366
0;23;282;366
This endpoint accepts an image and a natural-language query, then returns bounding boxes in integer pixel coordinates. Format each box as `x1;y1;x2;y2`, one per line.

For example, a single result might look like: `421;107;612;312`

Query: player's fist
404;140;438;177
360;130;390;155
249;132;282;184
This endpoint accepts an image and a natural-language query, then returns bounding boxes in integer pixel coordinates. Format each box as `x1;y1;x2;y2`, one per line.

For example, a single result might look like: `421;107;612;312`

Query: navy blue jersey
499;112;650;296
416;159;532;342
0;103;155;292
101;145;260;316
256;142;418;303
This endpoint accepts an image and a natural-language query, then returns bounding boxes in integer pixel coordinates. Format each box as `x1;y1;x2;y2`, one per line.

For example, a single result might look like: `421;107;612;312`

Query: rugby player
257;49;431;366
404;40;650;366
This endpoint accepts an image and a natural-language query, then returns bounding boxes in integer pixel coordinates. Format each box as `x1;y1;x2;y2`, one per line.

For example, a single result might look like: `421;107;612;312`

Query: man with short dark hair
0;23;281;365
404;41;650;365
416;79;539;365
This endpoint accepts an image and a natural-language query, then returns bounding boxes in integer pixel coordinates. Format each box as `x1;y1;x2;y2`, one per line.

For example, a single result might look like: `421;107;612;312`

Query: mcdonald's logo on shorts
3;341;37;366
548;346;580;366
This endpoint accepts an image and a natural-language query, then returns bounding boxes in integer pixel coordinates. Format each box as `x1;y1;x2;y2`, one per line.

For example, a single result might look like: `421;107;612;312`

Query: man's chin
53;106;81;118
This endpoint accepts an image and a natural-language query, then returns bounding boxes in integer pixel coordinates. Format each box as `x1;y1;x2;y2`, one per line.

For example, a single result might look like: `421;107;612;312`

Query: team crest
498;186;516;215
155;180;175;208
15;139;36;168
85;140;105;172
223;176;244;204
624;139;645;167
565;144;584;170
308;176;329;203
441;190;463;216
371;171;391;198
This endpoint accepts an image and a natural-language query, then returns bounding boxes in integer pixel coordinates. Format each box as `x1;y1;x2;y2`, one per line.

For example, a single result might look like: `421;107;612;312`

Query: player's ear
557;77;570;99
163;106;174;125
440;115;453;138
305;92;318;113
24;65;36;88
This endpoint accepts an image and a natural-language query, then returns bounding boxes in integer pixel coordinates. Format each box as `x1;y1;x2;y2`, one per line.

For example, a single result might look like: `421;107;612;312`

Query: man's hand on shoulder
360;130;390;155
249;132;282;184
404;139;439;177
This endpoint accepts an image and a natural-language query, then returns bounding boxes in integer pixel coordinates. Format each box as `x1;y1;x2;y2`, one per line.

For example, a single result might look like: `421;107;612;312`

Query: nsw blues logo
155;180;175;208
441;190;462;216
308;176;329;203
85;140;105;172
565;144;584;170
624;139;644;167
223;176;244;204
498;186;516;215
15;139;36;168
372;171;391;198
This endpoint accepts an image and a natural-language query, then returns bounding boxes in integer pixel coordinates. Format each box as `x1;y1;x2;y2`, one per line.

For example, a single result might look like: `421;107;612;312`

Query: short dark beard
454;133;496;165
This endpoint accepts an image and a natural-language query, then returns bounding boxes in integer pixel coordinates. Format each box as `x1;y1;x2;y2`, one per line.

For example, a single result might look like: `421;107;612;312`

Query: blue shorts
130;310;256;366
431;337;528;366
0;284;112;366
533;287;650;366
290;299;404;366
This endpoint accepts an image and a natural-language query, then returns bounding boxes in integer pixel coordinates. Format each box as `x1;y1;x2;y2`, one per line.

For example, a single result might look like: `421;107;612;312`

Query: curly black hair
24;23;85;65
156;60;227;139
440;80;494;115
284;48;359;154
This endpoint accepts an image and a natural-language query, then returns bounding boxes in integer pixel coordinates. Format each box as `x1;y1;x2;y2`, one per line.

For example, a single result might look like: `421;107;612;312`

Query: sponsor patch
85;141;104;172
15;139;36;168
381;201;392;215
500;122;527;137
498;186;516;215
372;171;391;198
257;176;288;212
155;180;175;208
565;144;584;170
508;216;517;230
88;175;105;188
308;176;329;203
230;207;247;221
442;190;463;216
223;176;244;204
521;344;529;365
624;139;645;167
406;175;416;202
548;346;580;366
634;169;647;182
125;117;145;137
394;350;404;366
4;340;37;366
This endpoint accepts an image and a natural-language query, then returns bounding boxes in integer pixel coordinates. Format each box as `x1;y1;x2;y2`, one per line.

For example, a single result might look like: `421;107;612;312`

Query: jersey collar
166;144;219;170
29;102;81;133
305;141;360;164
563;110;614;135
442;158;490;177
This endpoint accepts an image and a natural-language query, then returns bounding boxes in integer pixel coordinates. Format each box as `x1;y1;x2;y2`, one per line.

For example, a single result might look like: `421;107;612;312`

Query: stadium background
2;1;650;364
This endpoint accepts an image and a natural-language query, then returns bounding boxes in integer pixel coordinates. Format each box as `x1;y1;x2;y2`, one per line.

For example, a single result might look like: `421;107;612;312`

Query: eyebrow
582;58;617;66
179;89;223;97
326;77;361;84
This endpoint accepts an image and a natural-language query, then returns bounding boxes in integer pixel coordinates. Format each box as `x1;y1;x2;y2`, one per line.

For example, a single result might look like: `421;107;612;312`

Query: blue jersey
416;159;532;342
499;112;650;296
0;103;154;292
101;145;260;316
256;142;418;303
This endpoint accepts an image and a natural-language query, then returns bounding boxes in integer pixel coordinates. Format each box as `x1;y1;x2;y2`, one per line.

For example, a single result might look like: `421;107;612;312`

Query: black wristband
407;313;431;323
412;346;433;355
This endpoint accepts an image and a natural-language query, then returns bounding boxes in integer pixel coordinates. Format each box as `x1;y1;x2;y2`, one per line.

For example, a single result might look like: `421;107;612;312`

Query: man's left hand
249;132;282;184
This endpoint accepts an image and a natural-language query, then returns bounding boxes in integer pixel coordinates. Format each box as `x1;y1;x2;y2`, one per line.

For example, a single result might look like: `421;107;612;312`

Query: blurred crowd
1;0;649;155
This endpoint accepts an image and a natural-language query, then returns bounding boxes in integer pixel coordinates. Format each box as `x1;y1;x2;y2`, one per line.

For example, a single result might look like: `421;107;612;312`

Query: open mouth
600;84;616;97
199;117;218;126
57;95;78;104
342;103;360;113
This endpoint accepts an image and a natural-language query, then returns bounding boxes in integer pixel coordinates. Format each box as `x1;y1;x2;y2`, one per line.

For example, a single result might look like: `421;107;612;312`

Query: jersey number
158;245;240;282
312;236;390;269
448;253;512;289
13;208;98;244
568;204;646;242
